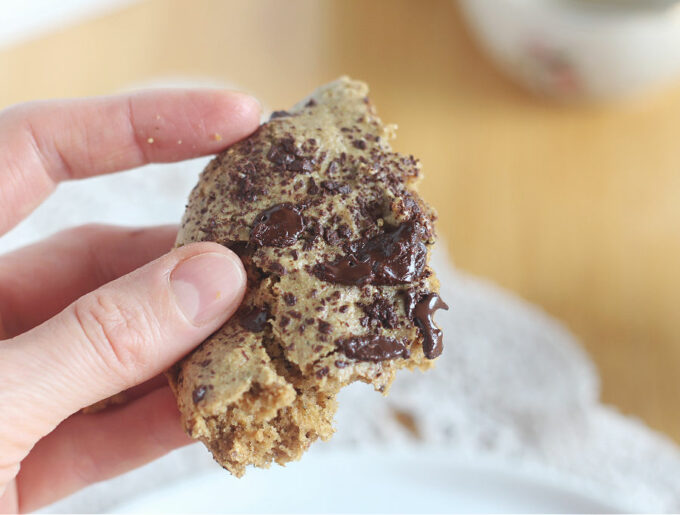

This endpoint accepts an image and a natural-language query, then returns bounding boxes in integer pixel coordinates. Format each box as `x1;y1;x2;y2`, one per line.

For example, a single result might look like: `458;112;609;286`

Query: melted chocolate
239;306;269;332
413;293;448;359
314;255;373;285
313;221;427;286
336;335;409;362
250;204;303;247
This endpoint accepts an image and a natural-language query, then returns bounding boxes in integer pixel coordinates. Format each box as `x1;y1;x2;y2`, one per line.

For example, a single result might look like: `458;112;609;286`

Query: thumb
0;242;245;460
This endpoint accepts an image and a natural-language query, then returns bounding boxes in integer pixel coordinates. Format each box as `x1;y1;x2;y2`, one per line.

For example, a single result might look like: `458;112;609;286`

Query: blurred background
1;0;680;449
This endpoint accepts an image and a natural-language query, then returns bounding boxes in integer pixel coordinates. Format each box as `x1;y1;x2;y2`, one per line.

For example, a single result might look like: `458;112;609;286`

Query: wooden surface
1;0;679;440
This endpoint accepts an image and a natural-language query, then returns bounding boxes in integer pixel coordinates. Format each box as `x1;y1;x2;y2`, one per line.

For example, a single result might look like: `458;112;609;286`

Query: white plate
111;447;619;513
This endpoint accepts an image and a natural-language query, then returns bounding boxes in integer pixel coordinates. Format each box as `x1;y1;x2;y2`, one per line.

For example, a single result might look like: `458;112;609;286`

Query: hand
0;89;260;512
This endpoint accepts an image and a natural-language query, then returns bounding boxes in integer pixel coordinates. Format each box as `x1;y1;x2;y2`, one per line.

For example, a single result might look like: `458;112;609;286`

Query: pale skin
0;89;262;513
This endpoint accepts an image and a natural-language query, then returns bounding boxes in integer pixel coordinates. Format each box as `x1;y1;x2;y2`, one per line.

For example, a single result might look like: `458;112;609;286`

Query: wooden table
2;0;679;440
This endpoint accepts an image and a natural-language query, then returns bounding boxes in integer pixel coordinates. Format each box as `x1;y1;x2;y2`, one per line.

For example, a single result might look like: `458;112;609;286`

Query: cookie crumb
147;137;154;144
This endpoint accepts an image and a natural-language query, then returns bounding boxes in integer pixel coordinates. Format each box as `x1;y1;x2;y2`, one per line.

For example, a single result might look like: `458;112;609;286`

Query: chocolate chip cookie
167;77;448;476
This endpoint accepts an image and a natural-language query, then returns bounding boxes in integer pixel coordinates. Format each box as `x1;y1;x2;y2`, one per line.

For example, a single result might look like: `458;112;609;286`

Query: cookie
167;77;448;476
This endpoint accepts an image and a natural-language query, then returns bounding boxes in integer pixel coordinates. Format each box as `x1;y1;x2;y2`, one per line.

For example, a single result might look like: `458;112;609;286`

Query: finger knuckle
73;292;161;383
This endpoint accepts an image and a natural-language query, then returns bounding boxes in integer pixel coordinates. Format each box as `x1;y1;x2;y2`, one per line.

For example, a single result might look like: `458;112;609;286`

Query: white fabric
2;155;680;513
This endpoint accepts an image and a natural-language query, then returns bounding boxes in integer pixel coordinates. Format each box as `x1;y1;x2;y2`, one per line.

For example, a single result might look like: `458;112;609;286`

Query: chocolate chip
269;110;290;120
323;227;343;246
413;293;449;359
239;306;269;332
192;386;208;404
315;366;329;379
199;359;212;368
305;99;317;107
403;290;418;318
326;160;340;175
269;262;286;275
336;335;409;362
283;293;297;306
307;177;320;195
267;137;297;166
280;316;291;328
321;180;352;195
318;320;332;334
352;139;367;150
250;204;304;247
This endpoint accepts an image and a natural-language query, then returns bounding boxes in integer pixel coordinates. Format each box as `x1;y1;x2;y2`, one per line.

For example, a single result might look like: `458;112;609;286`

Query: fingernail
170;252;245;326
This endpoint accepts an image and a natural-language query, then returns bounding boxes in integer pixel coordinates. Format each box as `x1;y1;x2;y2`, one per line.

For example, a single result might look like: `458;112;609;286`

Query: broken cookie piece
167;76;448;477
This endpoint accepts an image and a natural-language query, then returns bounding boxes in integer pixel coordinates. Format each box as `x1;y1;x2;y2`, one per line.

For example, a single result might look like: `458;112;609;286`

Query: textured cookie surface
167;77;448;476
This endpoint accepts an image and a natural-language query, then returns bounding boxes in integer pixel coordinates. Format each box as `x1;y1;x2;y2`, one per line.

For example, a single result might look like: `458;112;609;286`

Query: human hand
0;89;261;513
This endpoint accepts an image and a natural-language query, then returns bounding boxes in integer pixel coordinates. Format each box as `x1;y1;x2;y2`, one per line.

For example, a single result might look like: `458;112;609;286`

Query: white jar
458;0;680;101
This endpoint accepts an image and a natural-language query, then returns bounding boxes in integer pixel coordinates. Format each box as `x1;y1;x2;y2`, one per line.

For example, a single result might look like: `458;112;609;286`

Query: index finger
0;89;261;235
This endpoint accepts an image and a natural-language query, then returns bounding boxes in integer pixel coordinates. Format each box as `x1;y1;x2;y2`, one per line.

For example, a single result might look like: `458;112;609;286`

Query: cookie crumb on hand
147;137;154;144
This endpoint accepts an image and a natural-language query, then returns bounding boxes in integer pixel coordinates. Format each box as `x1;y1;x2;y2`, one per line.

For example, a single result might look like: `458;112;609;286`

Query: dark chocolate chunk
267;137;297;166
336;335;409;362
312;221;426;286
288;155;313;173
269;110;290;120
352;139;367;150
321;180;352;195
283;293;297;306
307;177;320;195
269;262;286;276
318;320;332;334
413;293;448;359
250;203;304;247
266;137;314;173
239;306;269;332
192;386;207;404
313;255;373;285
